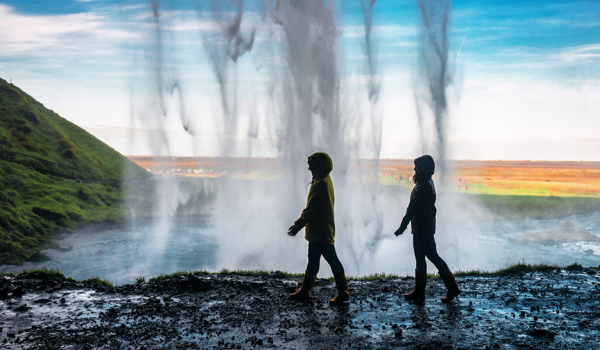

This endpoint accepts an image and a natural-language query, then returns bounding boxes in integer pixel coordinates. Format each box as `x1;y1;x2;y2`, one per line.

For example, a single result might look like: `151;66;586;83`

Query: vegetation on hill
0;77;151;264
0;78;148;180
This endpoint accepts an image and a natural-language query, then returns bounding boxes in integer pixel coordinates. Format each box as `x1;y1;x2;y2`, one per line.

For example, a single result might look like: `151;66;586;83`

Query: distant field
129;157;600;198
446;160;600;198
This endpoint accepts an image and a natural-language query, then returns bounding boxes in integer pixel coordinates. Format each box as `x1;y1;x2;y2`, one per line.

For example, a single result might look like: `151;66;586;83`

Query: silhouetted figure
288;152;349;305
394;155;460;305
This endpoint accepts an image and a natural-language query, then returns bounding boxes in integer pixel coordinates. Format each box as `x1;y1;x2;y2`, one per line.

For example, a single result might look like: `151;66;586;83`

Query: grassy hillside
0;77;151;264
0;78;148;180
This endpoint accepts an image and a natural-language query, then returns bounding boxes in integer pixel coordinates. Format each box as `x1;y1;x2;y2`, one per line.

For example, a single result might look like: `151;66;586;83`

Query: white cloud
558;44;600;64
0;4;140;56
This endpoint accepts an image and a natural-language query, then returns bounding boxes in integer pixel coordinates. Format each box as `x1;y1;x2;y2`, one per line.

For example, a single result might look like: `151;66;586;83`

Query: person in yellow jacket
287;152;349;305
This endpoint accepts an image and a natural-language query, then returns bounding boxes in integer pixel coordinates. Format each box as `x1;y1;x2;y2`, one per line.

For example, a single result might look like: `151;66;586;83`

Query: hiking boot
329;273;350;305
289;271;317;301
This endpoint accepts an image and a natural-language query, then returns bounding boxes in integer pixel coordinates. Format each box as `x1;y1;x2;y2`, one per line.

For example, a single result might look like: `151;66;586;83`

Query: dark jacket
400;179;437;235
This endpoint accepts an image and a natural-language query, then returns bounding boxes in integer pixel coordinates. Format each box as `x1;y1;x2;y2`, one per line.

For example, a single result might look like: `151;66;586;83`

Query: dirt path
1;268;599;349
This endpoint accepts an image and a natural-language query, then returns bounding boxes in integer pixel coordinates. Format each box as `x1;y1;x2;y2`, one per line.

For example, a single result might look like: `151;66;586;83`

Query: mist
114;0;597;282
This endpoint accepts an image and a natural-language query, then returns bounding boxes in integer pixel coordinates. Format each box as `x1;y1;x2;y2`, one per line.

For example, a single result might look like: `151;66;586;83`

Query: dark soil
1;268;600;349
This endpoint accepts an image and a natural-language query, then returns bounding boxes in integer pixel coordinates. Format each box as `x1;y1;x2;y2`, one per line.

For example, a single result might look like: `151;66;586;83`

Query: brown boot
329;273;350;306
404;269;426;305
438;267;460;303
289;271;317;301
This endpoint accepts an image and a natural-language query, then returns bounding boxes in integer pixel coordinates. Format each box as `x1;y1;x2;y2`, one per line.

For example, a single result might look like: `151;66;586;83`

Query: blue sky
1;0;599;160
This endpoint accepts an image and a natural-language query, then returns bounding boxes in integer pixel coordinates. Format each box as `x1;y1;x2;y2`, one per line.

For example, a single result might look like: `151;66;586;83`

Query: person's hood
414;155;435;177
308;152;333;178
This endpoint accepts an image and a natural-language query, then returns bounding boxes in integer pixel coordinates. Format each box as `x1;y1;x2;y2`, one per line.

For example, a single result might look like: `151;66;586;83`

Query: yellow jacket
295;175;336;244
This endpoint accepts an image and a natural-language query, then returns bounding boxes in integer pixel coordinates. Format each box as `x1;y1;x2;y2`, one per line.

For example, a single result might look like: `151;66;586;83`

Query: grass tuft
16;267;75;282
346;272;409;281
148;270;198;283
454;261;584;277
83;276;113;288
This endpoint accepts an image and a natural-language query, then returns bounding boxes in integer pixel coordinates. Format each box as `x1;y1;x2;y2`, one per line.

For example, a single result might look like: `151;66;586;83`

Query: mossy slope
0;77;147;180
0;77;150;264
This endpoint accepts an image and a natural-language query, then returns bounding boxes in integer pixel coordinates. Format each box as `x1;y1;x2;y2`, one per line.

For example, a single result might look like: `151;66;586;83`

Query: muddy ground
1;268;600;349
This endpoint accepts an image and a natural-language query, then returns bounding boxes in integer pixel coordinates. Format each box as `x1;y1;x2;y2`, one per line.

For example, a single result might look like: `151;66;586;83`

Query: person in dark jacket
394;155;460;304
288;152;349;305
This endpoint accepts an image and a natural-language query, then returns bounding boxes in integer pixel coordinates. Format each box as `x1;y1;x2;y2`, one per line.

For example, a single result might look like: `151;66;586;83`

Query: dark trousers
413;233;449;272
306;242;345;276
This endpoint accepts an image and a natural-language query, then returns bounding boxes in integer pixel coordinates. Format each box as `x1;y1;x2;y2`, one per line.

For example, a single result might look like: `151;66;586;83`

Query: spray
125;0;196;277
124;0;463;278
197;0;256;156
414;0;451;181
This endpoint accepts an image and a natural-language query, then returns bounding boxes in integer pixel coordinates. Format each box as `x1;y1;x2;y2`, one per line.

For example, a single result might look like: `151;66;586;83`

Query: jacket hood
308;152;333;178
414;155;435;177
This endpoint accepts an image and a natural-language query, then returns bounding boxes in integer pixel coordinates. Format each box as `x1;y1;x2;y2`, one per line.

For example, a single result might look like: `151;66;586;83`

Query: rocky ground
1;267;600;349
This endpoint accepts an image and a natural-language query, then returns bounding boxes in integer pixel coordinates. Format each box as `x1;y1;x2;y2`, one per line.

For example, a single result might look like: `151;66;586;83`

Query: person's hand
394;226;406;236
288;225;300;236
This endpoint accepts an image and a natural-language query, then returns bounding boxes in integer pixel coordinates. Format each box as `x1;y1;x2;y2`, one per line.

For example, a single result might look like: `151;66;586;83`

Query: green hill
0;77;151;264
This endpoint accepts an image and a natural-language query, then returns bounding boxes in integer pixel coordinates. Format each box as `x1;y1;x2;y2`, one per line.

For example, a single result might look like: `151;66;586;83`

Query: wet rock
530;328;555;339
182;274;213;291
14;304;30;312
12;287;23;297
271;270;285;278
285;283;299;293
28;252;52;262
33;298;51;304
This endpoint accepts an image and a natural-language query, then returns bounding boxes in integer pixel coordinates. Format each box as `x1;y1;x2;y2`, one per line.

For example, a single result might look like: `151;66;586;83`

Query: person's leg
422;234;460;303
414;234;428;271
321;243;349;305
421;234;449;272
321;243;344;276
306;242;323;275
405;234;427;304
289;242;320;300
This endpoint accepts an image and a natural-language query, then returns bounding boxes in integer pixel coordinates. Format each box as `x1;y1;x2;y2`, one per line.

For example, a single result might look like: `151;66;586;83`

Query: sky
1;0;599;161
